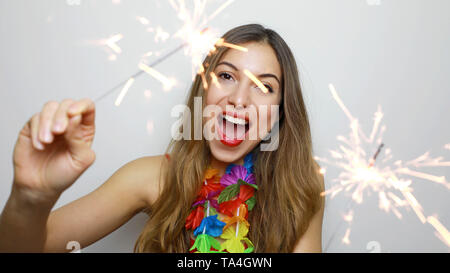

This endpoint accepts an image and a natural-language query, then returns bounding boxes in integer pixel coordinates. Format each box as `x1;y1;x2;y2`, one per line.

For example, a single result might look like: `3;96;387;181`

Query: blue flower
226;152;255;177
193;215;226;237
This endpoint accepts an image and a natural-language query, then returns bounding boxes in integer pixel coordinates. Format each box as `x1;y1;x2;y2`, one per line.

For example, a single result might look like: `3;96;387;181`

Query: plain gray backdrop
0;0;449;252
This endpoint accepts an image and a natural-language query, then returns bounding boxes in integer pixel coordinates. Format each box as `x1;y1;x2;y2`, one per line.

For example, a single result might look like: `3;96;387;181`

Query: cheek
255;102;281;132
205;86;222;106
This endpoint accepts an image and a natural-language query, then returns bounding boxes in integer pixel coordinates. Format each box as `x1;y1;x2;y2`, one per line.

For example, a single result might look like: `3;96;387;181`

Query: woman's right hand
12;98;96;202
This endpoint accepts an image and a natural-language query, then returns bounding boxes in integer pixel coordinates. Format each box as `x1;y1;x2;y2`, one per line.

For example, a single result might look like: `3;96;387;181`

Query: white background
0;0;449;252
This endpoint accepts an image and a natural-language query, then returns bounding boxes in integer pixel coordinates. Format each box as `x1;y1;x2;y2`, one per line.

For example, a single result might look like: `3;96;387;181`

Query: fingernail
44;130;52;142
68;105;78;114
53;122;63;132
35;139;44;150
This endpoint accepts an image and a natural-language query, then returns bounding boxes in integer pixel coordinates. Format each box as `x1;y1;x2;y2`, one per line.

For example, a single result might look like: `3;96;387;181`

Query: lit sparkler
92;0;240;104
319;83;450;250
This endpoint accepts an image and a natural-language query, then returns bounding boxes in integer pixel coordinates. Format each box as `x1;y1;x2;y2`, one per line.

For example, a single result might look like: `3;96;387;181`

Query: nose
227;81;250;109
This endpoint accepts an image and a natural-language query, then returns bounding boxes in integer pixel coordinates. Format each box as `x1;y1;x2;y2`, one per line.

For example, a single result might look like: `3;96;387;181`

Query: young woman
0;24;324;253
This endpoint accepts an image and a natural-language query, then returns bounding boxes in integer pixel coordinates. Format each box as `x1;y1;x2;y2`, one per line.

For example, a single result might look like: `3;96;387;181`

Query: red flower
198;179;225;199
185;205;204;230
219;199;248;218
218;184;254;217
238;185;254;201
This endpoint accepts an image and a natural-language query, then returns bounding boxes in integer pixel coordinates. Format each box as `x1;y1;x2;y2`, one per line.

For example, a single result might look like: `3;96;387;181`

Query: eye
264;84;274;93
259;83;274;94
218;72;233;81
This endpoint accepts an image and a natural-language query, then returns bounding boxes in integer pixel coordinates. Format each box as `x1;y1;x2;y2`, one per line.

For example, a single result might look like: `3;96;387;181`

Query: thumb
64;114;96;169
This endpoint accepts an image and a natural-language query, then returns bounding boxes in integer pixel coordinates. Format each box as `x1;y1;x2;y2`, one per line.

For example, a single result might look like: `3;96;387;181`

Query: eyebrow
217;61;281;86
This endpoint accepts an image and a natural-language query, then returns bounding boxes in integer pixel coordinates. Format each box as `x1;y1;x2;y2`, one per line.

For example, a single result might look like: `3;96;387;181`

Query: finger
51;99;75;134
64;114;96;169
30;113;45;150
38;101;59;144
67;98;95;126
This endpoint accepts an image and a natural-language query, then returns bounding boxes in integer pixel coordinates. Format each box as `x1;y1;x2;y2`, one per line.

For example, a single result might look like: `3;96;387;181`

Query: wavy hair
134;24;324;252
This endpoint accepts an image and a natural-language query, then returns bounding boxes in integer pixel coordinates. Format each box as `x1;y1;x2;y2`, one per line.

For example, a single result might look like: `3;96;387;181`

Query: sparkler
92;0;238;104
319;83;450;250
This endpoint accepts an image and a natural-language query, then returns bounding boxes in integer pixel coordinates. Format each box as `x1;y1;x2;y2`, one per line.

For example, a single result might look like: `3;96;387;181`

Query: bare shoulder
43;154;168;252
123;154;168;209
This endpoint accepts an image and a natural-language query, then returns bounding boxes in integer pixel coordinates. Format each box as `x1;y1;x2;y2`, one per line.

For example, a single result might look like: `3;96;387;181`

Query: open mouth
216;111;250;147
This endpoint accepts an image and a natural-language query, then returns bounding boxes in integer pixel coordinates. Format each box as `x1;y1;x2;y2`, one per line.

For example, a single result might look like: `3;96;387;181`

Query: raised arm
0;98;164;252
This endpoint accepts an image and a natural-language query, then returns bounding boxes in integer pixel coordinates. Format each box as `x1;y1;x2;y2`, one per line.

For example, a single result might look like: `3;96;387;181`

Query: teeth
222;114;248;125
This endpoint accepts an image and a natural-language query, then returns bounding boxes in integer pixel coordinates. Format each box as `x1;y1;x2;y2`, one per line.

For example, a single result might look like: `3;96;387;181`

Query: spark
198;64;208;90
138;62;176;91
209;72;220;88
243;69;269;94
215;38;248;52
114;77;135;106
136;16;150;25
427;215;450;247
105;34;123;54
108;54;117;62
206;0;234;22
153;26;170;43
319;167;327;175
144;89;152;100
146;119;154;135
320;83;450;250
171;0;221;76
342;228;351;245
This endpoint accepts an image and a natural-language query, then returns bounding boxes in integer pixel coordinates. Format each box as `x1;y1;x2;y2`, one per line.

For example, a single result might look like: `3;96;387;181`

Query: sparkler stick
369;143;384;167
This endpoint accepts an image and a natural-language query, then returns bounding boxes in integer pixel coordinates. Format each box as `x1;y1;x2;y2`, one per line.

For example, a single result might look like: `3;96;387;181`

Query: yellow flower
219;224;254;253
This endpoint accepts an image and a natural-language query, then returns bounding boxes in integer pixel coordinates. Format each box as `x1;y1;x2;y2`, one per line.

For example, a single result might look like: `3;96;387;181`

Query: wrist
10;183;60;209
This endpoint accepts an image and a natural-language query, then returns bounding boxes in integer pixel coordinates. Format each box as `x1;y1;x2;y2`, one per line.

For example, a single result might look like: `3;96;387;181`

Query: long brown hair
134;24;324;252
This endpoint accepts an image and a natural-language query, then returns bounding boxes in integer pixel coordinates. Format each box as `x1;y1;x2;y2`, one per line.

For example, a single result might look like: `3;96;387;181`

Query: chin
204;111;263;163
208;138;259;164
208;139;244;163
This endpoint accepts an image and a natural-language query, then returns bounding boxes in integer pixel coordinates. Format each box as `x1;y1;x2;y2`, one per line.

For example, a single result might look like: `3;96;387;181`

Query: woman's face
205;41;283;163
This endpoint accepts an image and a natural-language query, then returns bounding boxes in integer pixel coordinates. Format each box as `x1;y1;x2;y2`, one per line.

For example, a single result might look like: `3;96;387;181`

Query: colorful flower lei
185;153;257;253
